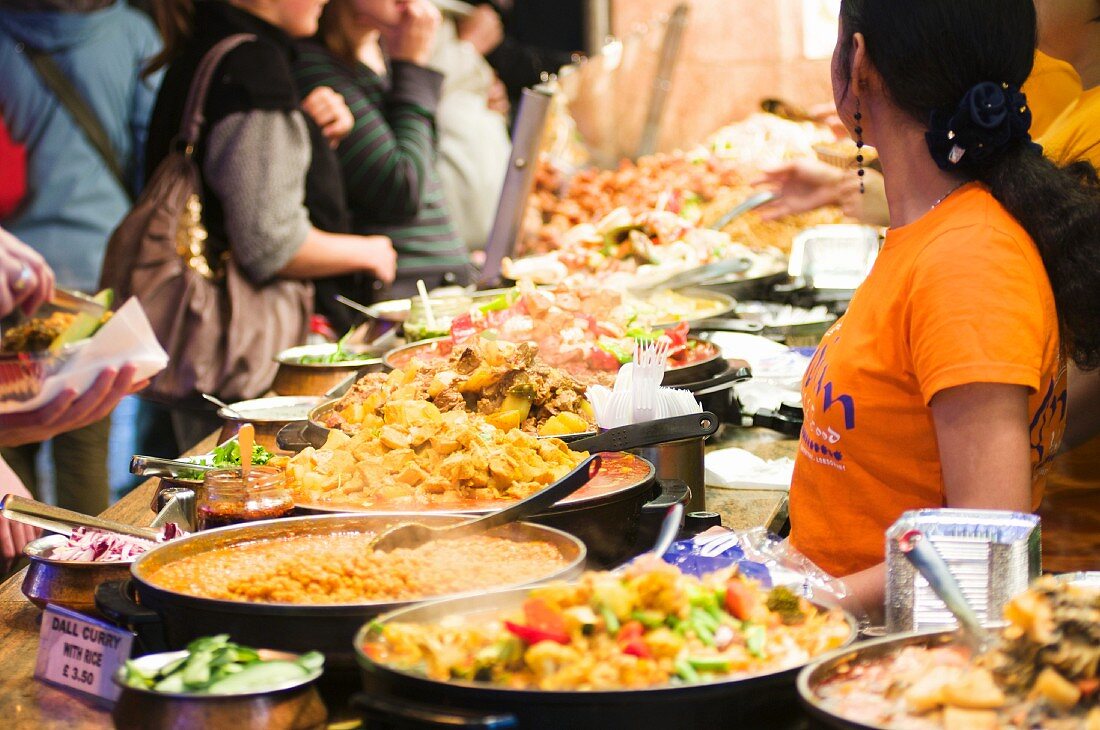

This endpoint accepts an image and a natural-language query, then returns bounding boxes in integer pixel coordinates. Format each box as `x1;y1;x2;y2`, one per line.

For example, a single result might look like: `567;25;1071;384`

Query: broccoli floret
765;586;806;625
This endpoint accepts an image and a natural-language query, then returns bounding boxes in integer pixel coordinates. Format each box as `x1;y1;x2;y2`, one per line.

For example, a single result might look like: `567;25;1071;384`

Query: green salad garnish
175;442;275;481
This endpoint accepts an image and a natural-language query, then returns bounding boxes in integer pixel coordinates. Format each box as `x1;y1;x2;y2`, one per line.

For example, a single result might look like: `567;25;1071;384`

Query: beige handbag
100;34;312;404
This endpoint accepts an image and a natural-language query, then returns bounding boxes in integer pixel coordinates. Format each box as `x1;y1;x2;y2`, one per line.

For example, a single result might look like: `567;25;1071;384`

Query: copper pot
22;535;134;614
111;648;327;730
271;344;383;397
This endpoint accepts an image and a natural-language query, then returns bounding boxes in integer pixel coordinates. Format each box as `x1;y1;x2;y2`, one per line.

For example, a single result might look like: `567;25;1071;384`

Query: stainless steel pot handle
352;692;518;728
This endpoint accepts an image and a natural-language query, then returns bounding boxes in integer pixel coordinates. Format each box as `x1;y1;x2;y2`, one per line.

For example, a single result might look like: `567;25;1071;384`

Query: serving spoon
1;494;162;542
370;454;601;552
897;529;991;653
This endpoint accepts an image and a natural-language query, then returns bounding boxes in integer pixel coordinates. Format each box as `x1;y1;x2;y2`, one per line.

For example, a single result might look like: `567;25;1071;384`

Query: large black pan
94;514;586;673
351;588;859;730
797;630;958;730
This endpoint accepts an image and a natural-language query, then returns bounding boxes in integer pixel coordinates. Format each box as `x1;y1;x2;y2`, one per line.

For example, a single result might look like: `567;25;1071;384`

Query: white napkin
0;298;168;414
705;447;794;490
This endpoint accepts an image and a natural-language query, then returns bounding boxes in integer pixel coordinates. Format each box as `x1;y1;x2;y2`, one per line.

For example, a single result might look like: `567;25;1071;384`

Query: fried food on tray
327;338;595;437
286;403;588;509
362;561;852;690
816;577;1100;730
147;531;567;605
0;312;76;353
506;207;786;290
525;151;749;256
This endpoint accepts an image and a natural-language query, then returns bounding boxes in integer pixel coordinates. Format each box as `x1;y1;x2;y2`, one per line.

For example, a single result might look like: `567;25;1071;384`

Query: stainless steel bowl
216;396;323;452
22;534;136;614
111;648;327;730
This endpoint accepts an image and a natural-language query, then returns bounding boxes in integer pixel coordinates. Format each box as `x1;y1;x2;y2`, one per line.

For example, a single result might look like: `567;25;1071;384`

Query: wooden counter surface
0;430;792;729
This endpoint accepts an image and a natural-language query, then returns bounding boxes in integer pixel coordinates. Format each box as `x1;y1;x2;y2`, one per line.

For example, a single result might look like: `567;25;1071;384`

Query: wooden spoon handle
239;423;255;478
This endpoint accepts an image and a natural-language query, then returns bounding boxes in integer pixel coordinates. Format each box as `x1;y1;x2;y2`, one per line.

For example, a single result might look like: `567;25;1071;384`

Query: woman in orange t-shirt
788;0;1100;620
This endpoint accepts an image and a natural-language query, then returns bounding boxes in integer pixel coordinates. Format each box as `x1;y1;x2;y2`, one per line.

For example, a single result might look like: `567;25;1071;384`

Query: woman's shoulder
915;185;1035;258
291;41;363;90
213;38;299;110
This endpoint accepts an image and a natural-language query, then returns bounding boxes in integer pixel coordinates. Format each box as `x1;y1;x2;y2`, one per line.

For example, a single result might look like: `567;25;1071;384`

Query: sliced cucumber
49;288;114;352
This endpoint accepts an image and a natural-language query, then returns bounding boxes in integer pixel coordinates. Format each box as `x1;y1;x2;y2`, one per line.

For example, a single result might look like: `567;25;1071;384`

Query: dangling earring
854;97;866;194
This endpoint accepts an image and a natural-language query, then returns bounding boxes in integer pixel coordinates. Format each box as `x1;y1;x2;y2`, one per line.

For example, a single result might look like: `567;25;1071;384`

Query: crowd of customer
0;0;565;569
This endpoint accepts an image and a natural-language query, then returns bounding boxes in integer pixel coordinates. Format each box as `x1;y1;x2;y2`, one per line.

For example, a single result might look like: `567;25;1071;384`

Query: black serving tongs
897;529;992;653
567;412;718;453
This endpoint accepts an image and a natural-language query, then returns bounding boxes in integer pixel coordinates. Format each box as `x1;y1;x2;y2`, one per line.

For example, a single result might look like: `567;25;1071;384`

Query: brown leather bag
100;34;312;404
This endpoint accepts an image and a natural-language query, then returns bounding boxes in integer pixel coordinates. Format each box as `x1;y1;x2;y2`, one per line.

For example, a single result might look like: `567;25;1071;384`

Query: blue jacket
0;1;162;292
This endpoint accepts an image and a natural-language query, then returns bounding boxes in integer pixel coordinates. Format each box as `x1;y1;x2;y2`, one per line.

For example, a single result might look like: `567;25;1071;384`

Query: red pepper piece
504;621;570;645
621;638;652;659
725;580;756;621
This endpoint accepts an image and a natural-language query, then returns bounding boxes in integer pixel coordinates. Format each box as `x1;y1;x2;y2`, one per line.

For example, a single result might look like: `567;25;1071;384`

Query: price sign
34;604;134;702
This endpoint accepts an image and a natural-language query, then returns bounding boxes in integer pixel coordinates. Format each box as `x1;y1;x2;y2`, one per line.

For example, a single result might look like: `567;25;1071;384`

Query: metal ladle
202;393;244;418
897;529;991;653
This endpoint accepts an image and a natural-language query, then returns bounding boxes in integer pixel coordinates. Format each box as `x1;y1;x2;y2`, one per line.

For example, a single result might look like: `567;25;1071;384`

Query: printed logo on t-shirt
799;323;852;471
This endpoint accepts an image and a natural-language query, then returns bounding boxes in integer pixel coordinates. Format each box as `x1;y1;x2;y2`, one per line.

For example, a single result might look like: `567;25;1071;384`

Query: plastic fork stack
586;340;703;428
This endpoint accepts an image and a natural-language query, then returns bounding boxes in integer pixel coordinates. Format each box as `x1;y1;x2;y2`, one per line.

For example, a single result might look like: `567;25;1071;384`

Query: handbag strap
177;33;257;153
22;46;132;199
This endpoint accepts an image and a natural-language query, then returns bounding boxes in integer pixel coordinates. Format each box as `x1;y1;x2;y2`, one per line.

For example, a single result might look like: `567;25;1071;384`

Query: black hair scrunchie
925;81;1041;171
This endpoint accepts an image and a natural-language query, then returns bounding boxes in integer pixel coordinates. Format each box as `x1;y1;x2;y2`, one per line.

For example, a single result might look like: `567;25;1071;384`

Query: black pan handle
569;413;718;453
689;366;752;396
351;692;518;729
94;580;169;655
276;421;313;452
696;318;766;334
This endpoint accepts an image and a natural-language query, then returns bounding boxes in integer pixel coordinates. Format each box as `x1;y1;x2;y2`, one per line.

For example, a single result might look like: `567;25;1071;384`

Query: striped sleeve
293;50;443;223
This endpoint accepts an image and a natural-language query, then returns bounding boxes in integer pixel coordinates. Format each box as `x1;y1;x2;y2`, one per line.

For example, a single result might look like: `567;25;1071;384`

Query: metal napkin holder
885;508;1040;633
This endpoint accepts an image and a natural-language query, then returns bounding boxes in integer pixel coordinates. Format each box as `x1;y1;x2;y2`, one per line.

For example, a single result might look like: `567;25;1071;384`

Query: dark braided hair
838;0;1100;369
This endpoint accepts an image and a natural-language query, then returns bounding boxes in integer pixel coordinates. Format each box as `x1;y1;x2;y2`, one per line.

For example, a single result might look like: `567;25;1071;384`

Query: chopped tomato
621;638;652;659
589;348;622;371
725;581;756;621
523;599;567;636
504;621;569;645
450;313;478;343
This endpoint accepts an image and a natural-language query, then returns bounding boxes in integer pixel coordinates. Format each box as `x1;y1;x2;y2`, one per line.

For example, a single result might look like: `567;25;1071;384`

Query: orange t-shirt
788;184;1065;578
1038;85;1100;169
1023;51;1082;139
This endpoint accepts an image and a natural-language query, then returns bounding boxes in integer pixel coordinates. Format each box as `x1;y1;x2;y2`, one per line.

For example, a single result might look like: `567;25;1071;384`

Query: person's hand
0;364;146;448
385;0;442;67
0;227;54;318
753;159;849;220
457;4;504;56
0;461;40;573
361;236;397;283
486;76;509;115
301;87;355;149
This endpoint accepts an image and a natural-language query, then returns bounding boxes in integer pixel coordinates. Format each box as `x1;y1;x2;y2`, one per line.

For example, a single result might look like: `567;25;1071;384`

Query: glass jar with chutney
197;466;293;530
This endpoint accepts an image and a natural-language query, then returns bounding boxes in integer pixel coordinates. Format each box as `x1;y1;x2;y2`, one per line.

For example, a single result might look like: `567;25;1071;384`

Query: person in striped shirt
293;0;473;329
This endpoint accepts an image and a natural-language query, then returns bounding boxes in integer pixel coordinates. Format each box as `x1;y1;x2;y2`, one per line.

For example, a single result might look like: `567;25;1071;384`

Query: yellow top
1038;85;1100;168
1023;51;1082;138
